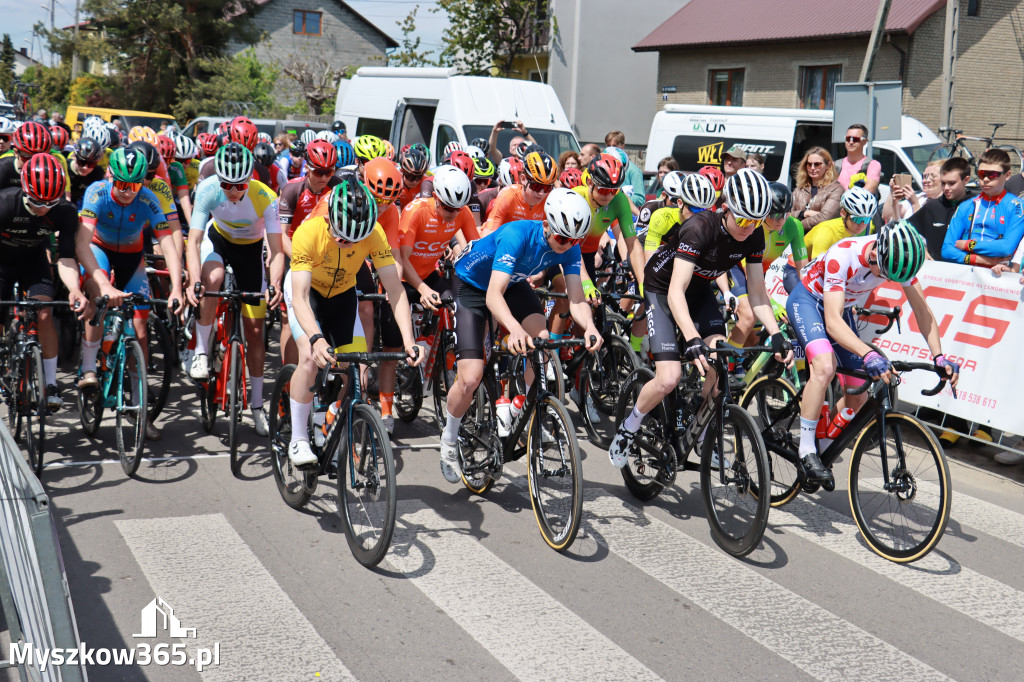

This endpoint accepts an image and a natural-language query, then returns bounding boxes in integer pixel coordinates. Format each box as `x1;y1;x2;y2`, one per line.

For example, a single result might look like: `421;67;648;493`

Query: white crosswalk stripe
117;514;357;682
386;501;664;682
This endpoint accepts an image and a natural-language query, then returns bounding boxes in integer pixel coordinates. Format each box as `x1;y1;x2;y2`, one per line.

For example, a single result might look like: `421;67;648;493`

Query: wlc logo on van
697;142;723;166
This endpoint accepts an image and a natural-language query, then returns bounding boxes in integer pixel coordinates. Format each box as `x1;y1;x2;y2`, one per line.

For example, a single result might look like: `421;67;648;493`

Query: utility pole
859;0;893;81
71;0;80;81
939;0;959;131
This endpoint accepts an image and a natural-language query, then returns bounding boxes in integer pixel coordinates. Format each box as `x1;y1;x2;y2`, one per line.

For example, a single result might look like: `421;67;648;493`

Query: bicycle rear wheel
199;376;217;432
338;403;397;567
394;358;422;423
431;330;457;430
22;346;45;476
269;365;316;509
527;395;583;551
700;404;771;558
116;339;147;477
145;315;174;421
927;142;971;169
848;412;952;562
616;367;671;501
739;375;802;506
459;379;500;495
228;340;243;473
580;335;638;448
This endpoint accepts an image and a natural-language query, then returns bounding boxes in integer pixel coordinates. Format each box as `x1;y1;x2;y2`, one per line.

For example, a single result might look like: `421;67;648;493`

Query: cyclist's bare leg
242;314;265;384
30;295;57;360
548;276;569;337
727;296;756;348
197;261;225;326
800;352;836;422
633;359;682;413
279;308;297;365
81;279;103;344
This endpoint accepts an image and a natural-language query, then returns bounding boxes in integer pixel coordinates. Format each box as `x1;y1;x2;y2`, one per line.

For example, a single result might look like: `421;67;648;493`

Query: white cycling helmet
465;144;485;160
432;164;472;208
0;117;15;135
676;172;717;210
497;158;516;187
299;129;317;145
175;135;198;160
443;140;464;158
723;168;772;220
315;130;339;144
544;188;592;240
86;124;111;150
840;186;878;218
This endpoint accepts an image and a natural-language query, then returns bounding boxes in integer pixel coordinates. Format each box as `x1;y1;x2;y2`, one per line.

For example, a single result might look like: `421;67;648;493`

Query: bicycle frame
95;304;140;411
212;297;249;412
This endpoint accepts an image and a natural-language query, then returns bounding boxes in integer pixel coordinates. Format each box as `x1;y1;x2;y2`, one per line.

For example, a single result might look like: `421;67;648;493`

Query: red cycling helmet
13;121;53;156
156;134;176;162
305;139;338;170
229;116;259;151
507;156;524;184
587;153;625;189
49;125;69;150
559;167;583;189
197;132;219;158
217;121;230;135
446;149;475;180
21;153;65;203
698;165;725;191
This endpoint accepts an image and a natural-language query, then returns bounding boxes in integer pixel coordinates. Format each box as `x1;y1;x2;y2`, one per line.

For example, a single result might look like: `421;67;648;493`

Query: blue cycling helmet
334;139;356;168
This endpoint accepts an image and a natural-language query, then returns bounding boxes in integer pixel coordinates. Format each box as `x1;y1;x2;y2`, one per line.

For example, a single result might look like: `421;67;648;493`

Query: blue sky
6;1;447;65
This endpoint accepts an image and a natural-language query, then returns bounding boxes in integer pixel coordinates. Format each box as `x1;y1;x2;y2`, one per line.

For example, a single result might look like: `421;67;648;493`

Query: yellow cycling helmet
352;135;386;162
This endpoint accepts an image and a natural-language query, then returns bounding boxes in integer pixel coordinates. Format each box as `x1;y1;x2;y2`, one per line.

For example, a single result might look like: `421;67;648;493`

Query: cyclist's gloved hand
683;337;709;362
582;279;600;304
770;298;788;322
862;350;891;379
934;354;960;376
770;332;793;355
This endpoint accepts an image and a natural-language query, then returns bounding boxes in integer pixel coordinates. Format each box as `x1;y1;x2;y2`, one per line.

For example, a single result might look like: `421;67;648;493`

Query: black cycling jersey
0;156;21;192
65;156;105;208
644;210;765;294
0;187;77;260
635;197;666;239
478;186;500;220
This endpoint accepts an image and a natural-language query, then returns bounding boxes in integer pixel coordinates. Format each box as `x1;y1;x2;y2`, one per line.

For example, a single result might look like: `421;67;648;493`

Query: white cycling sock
799;416;817;458
42;355;57;386
623;405;647;433
195;323;213;356
442;411;462;444
290;398;311;445
250;375;263;409
80;339;101;375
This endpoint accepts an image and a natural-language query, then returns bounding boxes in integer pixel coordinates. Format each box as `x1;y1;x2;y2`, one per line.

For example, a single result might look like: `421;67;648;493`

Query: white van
334;67;580;165
645;104;941;194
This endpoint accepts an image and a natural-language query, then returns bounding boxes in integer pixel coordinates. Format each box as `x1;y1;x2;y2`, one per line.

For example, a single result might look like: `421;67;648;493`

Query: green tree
391;7;436;67
20;62;72;113
173;48;279;120
0;34;15;102
432;0;551;77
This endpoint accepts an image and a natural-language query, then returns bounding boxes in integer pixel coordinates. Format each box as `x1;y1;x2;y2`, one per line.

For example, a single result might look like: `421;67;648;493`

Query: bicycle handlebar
843;360;955;399
853;305;901;334
0;300;73;309
313;349;419;392
533;287;568;300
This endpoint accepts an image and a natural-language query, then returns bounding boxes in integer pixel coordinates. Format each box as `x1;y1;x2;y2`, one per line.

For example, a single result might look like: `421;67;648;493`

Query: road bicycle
740;354;954;563
0;293;71;476
928;122;1024;174
615;342;774;558
77;295;150;477
269;350;407;567
453;335;589;552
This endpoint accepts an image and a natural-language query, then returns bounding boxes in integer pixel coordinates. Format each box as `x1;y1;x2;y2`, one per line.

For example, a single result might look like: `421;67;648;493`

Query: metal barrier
0;422;86;682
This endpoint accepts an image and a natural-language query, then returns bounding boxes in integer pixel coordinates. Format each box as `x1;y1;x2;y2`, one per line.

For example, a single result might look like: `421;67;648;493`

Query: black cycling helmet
331;120;346;134
469;137;490;155
253;141;275;168
74;137;105;164
128;141;161;177
768;182;794;215
289;140;306;158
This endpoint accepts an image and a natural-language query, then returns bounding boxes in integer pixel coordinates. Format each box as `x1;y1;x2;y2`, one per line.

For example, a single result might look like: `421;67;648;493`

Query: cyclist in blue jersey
439;189;603;483
77;147;184;440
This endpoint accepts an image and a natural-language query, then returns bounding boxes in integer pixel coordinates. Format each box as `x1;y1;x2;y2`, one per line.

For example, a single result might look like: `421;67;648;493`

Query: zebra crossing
75;447;1024;682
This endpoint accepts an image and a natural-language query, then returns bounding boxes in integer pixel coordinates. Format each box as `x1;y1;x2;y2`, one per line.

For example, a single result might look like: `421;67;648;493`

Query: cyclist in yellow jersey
805;187;877;260
185;143;285;435
284;179;421;466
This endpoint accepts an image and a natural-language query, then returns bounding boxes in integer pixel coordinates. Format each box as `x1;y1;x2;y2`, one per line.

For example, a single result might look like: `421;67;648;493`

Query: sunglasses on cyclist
402;171;424;181
374;196;396;207
527;181;554;193
309;167;333;178
0;134;11;143
732;215;763;229
977;169;1006;180
113;180;143;192
848;215;872;225
74;155;96;169
220;181;249;192
26;196;59;210
551;233;584;247
593;186;617;197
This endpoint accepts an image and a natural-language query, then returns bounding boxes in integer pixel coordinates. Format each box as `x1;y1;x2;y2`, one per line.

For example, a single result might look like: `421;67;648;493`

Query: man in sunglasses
77;147;185;439
836;124;881;196
0;154;91;411
610;169;794;470
941;148;1024;267
481;151;557;237
804;186;878;261
438;189;603;483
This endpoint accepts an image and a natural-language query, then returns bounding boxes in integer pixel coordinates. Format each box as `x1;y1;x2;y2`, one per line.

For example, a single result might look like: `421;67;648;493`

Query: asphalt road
6;362;1024;682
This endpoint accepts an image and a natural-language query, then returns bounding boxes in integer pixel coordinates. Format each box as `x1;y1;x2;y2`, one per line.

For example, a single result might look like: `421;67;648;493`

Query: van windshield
903;143;941;175
463;126;580;158
119;115;177;132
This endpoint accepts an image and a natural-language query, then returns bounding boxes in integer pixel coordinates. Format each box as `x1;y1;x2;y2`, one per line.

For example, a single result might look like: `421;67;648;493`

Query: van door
390;99;438;151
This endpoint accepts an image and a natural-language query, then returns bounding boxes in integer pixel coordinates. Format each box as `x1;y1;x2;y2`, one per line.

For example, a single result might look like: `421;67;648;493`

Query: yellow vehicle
65;106;177;136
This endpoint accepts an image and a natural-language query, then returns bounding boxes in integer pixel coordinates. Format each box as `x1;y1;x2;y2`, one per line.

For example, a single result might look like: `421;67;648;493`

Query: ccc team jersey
399;197;476;279
482;185;545;234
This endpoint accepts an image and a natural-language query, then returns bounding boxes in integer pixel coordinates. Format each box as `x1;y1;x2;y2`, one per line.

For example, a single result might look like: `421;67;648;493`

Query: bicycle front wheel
145;315;174;421
848;412;952;562
338;403;397;567
739;376;802;506
527;395;583;552
116;339;147;477
228;340;243;473
269;364;316;509
700;404;771;558
23;346;46;476
431;330;457;431
580;335;638;448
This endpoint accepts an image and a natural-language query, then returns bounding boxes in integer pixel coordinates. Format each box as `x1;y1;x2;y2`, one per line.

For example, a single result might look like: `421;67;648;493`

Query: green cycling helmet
214;142;255;184
876;219;926;283
352;135;386;162
109;147;148;183
326;178;378;243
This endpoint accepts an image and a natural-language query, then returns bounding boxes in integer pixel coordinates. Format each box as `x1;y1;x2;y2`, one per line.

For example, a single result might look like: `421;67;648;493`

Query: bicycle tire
700;404;771;558
848;412;952;563
739;375;802;506
604;310;630;339
431;330;457;430
228;340;243;473
927;142;971;169
116;338;147;477
459;379;500;495
269;365;316;509
199;376;217;432
77;378;104;435
993;144;1024;176
527;395;583;551
145;315;174;421
512;351;564;403
23;346;45;476
338;403;397;567
394;358;422;424
7;343;22;441
580;335;638;448
616;367;671;501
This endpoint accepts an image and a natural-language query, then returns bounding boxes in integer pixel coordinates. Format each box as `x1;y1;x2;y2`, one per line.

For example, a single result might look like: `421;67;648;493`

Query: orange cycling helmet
698;165;725;191
128;126;158;145
381;139;395;161
363;157;403;203
523;151;557;185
